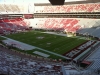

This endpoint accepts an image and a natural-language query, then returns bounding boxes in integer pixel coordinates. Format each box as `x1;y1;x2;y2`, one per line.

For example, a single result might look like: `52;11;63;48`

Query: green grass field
5;30;87;60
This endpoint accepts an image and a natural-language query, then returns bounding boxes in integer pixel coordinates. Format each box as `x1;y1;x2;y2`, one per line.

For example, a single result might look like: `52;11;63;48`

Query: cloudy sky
0;0;85;3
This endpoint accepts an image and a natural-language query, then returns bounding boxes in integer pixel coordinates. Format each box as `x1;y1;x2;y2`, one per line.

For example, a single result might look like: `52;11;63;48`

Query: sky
0;0;86;3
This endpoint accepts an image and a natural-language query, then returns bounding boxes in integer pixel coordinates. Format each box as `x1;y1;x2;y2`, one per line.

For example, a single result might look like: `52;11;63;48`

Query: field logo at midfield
36;36;45;39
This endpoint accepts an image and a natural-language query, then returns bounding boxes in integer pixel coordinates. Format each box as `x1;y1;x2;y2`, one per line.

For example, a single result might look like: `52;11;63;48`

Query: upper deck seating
35;3;100;13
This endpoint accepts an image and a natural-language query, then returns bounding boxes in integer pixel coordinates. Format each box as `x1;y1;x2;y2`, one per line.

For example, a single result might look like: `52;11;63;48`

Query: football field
5;30;87;60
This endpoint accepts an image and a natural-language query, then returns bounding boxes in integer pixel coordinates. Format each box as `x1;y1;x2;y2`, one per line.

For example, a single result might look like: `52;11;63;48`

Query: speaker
49;0;65;5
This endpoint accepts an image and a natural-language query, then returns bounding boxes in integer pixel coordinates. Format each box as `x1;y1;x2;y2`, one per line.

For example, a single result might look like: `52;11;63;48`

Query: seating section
0;50;62;75
0;3;100;13
35;18;81;32
85;44;100;70
0;45;99;75
0;4;17;13
10;5;20;13
35;3;100;13
0;4;28;13
2;4;12;12
0;18;29;34
0;4;6;12
32;18;100;37
65;40;95;58
75;18;100;37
